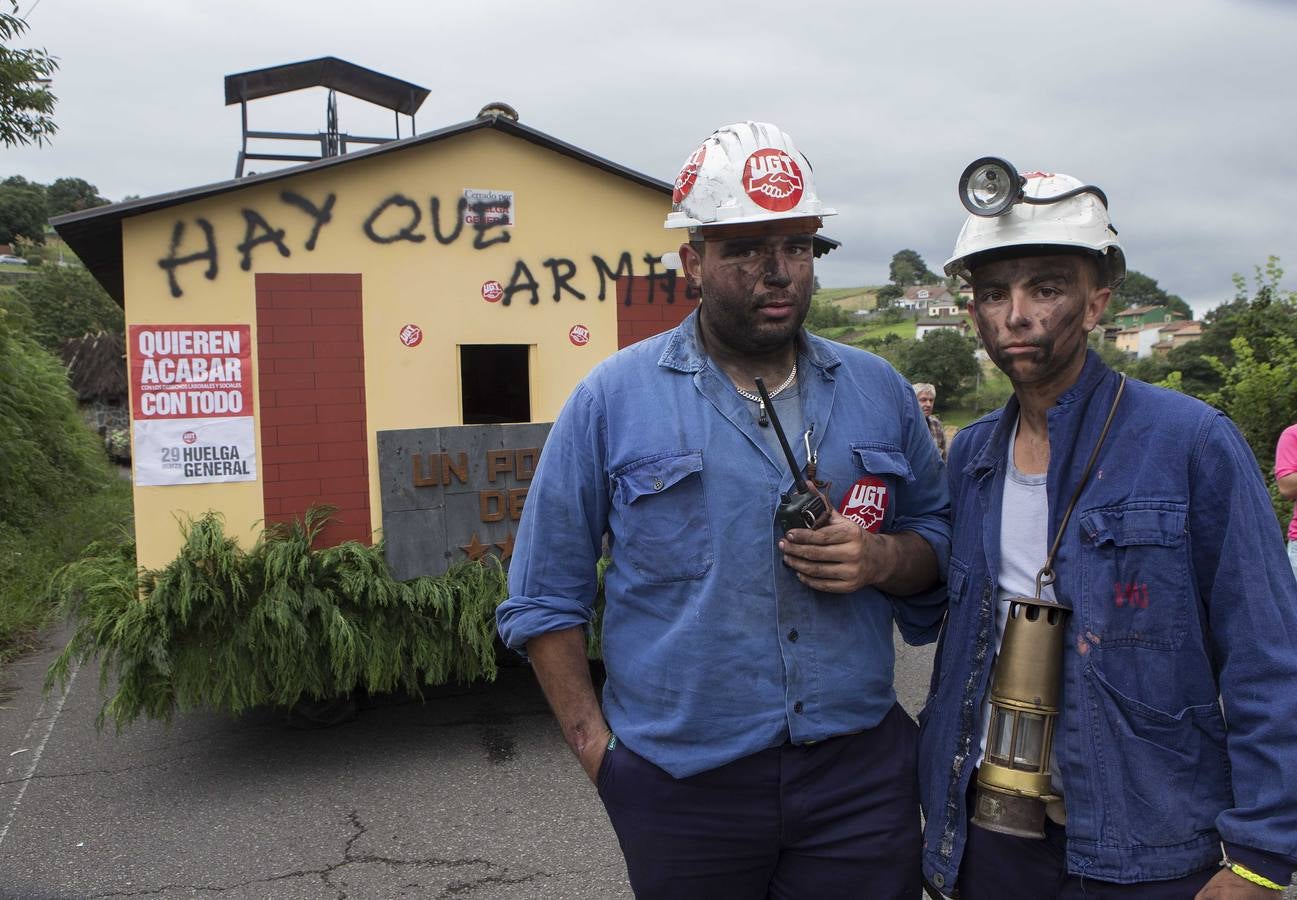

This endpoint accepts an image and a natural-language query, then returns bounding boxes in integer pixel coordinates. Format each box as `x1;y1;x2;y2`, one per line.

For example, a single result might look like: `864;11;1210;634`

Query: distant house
916;316;972;340
1114;304;1186;328
898;284;953;312
927;299;962;317
1114;322;1168;358
1151;320;1203;355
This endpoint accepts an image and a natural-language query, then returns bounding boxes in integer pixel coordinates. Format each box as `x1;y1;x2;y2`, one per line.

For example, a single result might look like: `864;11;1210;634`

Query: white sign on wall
463;188;515;226
129;324;257;487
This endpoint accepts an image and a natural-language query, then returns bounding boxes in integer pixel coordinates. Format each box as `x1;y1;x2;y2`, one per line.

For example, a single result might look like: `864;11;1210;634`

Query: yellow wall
121;128;680;569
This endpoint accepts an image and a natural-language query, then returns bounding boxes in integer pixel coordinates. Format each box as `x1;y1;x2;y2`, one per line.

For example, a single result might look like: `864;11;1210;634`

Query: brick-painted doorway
616;273;698;348
255;273;371;547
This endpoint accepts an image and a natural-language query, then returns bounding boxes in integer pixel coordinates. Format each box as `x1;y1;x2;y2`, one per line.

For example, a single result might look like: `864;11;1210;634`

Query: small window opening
461;344;530;424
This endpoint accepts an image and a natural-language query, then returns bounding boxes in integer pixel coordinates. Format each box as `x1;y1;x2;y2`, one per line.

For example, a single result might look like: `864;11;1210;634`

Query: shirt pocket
612;450;713;583
1082;664;1230;847
1079;502;1189;650
842;442;915;532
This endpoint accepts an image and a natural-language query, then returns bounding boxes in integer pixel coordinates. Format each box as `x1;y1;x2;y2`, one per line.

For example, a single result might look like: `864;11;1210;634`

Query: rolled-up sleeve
888;374;952;644
496;383;609;652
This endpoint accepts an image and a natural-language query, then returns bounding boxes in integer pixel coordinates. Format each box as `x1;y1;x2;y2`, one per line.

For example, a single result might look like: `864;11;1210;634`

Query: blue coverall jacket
918;352;1297;890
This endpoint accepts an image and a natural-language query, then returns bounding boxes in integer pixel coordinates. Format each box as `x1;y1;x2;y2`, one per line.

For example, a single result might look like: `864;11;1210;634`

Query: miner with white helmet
499;122;950;897
918;159;1297;899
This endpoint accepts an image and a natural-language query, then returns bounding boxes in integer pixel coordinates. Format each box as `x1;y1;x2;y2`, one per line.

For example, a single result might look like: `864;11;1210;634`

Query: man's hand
579;725;614;786
779;505;887;593
1196;867;1286;899
526;627;613;788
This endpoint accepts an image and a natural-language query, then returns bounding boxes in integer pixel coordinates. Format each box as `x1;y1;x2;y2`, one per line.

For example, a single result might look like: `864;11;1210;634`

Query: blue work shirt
497;310;950;778
918;352;1297;890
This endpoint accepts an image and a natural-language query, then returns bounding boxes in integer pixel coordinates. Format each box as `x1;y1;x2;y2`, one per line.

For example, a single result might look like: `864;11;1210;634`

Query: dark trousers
597;702;921;900
957;781;1216;899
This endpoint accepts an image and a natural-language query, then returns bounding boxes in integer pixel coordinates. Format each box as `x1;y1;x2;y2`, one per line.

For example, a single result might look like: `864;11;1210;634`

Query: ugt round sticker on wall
743;148;804;213
481;280;504;303
568;324;591;347
399;324;423;347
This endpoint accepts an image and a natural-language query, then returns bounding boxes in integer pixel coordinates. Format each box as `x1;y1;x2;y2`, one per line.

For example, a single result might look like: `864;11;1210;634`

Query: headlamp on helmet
958;157;1110;219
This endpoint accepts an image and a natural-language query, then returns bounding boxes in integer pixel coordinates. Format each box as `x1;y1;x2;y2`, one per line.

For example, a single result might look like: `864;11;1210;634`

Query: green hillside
813;286;883;312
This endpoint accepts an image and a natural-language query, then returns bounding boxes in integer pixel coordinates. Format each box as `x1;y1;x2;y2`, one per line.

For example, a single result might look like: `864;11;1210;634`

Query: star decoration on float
460;533;490;561
494;531;516;561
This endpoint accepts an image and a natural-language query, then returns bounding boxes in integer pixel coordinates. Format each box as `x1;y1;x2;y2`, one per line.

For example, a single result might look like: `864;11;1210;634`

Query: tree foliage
0;177;47;243
1164;256;1297;397
10;262;122;350
875;284;903;308
888;249;940;287
1110;270;1192;321
898;328;978;407
0;1;57;148
803;295;849;330
46;176;107;216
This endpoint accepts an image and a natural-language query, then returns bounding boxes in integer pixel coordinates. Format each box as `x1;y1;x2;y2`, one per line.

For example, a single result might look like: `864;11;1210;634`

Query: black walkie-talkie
755;376;829;532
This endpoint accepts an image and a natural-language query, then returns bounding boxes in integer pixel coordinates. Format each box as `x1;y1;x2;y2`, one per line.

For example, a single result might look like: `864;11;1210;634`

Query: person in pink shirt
1275;423;1297;581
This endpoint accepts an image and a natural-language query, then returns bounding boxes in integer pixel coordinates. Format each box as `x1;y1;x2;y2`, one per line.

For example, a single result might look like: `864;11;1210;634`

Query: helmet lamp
957;156;1111;218
959;157;1021;217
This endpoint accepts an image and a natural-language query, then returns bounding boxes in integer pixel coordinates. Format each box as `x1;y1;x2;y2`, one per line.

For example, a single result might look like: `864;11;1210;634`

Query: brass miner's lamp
974;594;1067;838
970;374;1126;838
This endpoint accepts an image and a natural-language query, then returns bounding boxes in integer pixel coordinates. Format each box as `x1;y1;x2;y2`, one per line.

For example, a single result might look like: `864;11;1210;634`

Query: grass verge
0;474;133;666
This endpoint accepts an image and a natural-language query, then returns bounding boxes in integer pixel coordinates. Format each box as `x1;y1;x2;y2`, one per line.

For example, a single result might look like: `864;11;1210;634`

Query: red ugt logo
743;149;804;212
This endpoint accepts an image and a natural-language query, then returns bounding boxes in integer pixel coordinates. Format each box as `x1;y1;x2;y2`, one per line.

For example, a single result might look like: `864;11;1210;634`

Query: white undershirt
976;414;1063;794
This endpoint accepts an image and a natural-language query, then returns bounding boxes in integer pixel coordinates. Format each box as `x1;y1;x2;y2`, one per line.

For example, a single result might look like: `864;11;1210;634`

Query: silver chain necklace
734;362;797;427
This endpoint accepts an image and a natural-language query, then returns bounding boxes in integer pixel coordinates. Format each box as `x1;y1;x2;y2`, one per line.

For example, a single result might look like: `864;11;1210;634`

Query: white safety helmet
944;169;1125;288
664;121;836;230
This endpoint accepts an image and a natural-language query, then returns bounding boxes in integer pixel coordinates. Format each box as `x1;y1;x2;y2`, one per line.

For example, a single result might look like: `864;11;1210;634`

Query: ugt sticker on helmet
673;144;707;204
743;148;804;213
839;476;888;533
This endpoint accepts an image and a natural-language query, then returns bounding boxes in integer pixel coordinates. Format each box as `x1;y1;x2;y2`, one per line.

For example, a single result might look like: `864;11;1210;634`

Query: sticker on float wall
673;144;707;203
569;324;591;346
399;324;423;347
128;324;256;487
463;189;514;227
743;149;804;212
481;280;504;303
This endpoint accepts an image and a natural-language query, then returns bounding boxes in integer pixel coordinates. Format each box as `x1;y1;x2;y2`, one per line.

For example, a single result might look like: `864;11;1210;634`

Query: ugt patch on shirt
839;477;888;532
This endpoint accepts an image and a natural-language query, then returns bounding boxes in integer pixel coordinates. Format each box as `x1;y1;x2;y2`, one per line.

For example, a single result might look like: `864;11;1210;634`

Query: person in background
1275;423;1297;581
913;382;947;461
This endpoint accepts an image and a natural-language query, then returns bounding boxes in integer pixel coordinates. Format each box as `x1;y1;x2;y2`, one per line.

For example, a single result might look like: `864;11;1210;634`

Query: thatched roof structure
61;331;127;402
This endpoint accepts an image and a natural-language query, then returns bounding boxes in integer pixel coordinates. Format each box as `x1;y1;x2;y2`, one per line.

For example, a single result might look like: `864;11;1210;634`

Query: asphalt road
0;626;935;899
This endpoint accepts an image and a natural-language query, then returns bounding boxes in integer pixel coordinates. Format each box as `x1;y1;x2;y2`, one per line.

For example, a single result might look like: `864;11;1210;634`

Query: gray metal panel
378;423;552;580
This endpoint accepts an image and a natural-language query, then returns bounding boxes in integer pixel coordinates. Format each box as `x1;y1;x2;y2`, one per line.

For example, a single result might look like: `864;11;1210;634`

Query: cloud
7;0;1295;315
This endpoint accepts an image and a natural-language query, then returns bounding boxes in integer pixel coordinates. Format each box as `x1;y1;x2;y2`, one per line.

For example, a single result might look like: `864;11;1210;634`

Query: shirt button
787;629;799;642
793;701;804;714
932;873;945;888
652;478;664;491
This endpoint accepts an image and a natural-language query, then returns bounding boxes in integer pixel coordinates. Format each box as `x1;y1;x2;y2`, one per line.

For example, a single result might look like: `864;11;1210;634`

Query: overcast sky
6;0;1296;314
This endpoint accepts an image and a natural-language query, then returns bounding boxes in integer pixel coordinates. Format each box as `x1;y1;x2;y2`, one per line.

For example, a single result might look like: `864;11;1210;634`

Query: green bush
10;263;121;351
0;305;129;659
47;508;521;730
0;306;112;535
